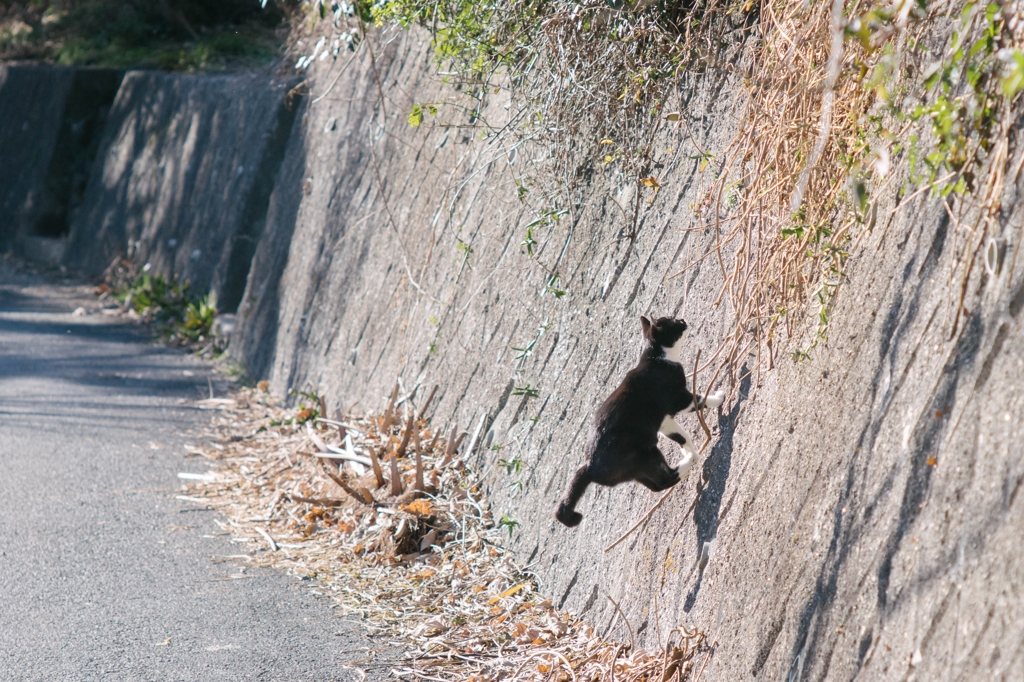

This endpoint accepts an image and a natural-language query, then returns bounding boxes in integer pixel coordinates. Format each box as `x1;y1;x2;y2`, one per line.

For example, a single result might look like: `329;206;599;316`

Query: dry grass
486;0;1022;402
182;386;714;681
674;0;884;396
573;0;1024;399
294;0;1023;407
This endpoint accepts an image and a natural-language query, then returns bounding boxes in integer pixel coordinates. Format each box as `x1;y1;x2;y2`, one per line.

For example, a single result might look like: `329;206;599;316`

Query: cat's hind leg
659;416;697;479
675;448;695;480
636;446;682;492
556;466;593;527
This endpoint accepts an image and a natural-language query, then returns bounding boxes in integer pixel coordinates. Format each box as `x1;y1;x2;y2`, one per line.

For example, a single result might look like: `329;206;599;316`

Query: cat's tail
555;466;592;528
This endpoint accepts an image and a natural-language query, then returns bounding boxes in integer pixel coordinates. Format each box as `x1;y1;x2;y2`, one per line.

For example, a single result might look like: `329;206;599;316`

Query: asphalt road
0;264;389;681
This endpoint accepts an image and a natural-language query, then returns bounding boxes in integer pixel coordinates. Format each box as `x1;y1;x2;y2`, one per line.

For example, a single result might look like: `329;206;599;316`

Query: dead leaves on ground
183;387;708;681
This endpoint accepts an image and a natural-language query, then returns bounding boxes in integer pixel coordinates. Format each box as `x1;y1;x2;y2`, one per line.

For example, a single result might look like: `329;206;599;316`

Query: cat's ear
640;315;652;337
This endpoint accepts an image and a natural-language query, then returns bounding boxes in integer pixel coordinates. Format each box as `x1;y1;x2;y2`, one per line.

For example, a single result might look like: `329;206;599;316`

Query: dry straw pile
183;386;713;681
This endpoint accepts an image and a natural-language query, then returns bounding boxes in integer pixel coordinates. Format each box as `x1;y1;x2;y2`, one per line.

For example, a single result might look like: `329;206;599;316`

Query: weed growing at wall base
104;265;221;352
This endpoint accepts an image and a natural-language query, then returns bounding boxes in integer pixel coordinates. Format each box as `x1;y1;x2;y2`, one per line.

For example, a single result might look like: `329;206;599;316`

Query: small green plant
498;514;520;538
544;274;567;298
498;453;524;493
999;48;1024;98
269;392;319;426
456;238;474;266
520;224;538;256
408;102;438;127
111;271;219;348
497;454;522;475
780;206;833;244
515;181;529;203
511;339;536;360
725;181;743;209
292;390;322;424
511;385;540;398
222;361;254;386
520;208;566;258
179;292;218;343
426;315;442;354
510;318;549;363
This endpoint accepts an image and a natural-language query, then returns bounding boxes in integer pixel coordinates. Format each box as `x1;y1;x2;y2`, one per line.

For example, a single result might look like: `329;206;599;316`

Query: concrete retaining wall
0;65;74;253
0;65;122;260
230;29;1024;681
63;71;299;309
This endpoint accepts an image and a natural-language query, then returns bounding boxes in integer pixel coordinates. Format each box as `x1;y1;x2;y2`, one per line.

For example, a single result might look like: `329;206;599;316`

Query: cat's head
639;316;688;350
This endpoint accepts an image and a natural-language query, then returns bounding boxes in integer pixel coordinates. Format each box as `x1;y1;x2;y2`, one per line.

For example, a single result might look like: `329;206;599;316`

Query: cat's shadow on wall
683;366;752;612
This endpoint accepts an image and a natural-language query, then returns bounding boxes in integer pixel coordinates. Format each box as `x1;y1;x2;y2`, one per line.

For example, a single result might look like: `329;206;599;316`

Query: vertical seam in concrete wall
219;85;303;313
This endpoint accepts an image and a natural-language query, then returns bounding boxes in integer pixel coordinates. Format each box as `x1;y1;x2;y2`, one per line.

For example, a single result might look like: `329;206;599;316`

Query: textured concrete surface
63;71;300;311
0;66;122;256
228;27;1024;681
0;65;75;252
0;261;390;681
232;94;308;381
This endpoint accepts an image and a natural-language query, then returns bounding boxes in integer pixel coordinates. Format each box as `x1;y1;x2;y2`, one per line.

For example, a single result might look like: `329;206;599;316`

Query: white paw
705;390;725;409
676;451;694;479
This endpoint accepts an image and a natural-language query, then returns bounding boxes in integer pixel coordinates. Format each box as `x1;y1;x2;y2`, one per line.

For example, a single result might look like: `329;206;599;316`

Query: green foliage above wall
0;0;293;69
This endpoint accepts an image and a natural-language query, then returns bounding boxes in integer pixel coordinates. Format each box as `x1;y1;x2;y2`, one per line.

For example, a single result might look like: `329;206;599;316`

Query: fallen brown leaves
183;387;708;681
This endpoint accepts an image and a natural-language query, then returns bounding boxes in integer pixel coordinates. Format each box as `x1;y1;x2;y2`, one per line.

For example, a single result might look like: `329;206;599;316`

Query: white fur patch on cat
659;415;695;452
659;414;686;438
676;449;694;479
662;336;685;364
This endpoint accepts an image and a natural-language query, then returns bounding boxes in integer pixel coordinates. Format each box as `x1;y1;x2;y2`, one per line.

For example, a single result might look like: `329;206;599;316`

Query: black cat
555;316;723;528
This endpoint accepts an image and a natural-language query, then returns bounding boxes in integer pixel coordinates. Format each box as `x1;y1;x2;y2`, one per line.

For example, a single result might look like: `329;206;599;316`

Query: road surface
0;261;389;681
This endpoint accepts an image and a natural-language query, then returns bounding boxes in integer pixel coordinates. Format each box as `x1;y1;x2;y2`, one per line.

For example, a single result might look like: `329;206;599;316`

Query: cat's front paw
704;390;726;409
676;450;695;480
